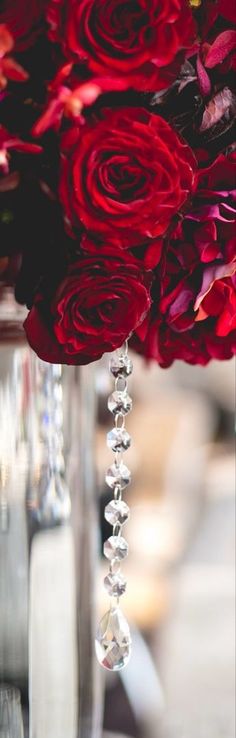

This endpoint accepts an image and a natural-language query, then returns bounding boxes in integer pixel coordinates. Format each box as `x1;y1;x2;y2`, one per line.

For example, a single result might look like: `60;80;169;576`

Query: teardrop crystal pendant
95;607;132;671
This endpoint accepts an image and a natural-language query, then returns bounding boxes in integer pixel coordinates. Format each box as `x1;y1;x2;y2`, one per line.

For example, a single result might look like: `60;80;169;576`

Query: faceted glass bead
108;390;132;416
105;499;130;527
95;607;132;671
109;355;133;378
104;572;127;597
104;535;128;560
105;461;131;490
107;427;131;452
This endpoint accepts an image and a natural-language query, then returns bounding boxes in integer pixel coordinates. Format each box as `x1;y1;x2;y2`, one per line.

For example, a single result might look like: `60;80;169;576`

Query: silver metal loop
109;559;121;575
116;340;128;358
123;340;128;356
114;450;123;467
114;485;122;501
115;413;125;430
113;522;122;537
114;376;128;393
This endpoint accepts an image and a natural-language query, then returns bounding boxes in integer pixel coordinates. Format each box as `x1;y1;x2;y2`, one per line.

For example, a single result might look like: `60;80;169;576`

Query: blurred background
96;354;235;738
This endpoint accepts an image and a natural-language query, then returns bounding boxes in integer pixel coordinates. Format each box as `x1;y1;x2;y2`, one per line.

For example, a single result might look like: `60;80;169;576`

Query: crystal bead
104;572;127;597
104;535;128;560
109;355;133;378
95;607;132;671
105;461;131;490
105;499;130;527
108;391;132;416
107;427;131;452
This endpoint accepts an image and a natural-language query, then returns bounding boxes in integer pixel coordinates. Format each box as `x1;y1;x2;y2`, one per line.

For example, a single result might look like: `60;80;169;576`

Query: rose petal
205;31;236;68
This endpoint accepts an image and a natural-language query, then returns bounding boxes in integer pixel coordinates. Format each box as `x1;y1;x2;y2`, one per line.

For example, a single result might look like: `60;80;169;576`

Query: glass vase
0;287;103;738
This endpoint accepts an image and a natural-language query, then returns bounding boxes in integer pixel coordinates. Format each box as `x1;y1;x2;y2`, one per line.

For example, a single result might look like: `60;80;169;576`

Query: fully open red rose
24;247;152;364
60;107;196;248
47;0;196;91
0;0;46;51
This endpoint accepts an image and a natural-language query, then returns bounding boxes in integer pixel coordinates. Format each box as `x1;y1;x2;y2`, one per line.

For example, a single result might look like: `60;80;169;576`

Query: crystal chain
95;341;132;671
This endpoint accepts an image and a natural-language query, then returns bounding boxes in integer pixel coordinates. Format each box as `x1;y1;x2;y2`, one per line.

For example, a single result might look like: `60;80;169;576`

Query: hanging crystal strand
95;341;132;671
28;362;71;527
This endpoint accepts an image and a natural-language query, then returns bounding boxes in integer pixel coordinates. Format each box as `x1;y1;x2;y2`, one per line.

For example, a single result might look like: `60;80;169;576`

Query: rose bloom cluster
131;153;236;366
0;0;235;367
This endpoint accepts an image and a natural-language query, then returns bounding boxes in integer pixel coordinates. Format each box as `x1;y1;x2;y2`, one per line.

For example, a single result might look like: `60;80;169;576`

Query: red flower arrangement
0;0;235;367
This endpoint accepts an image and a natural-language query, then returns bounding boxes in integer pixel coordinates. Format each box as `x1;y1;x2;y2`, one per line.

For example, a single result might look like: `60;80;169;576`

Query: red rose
0;0;46;51
47;0;196;92
131;260;236;367
131;152;236;367
59;107;196;248
131;313;236;367
24;247;152;365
